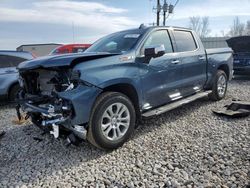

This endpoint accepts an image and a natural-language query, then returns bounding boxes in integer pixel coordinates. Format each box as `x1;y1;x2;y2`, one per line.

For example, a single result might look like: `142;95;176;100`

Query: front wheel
209;70;228;101
87;92;136;150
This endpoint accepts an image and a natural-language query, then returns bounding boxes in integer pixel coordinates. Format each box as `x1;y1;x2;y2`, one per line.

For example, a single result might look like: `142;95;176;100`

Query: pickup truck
17;26;233;149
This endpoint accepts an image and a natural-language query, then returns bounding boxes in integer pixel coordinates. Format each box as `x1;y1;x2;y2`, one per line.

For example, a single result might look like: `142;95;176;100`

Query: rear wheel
209;70;228;101
87;92;136;150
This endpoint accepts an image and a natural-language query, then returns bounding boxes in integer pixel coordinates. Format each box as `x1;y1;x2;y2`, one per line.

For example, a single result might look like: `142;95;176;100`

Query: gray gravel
0;78;250;187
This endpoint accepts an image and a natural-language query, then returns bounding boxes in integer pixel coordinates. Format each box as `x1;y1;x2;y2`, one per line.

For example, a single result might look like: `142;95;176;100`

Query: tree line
189;16;250;38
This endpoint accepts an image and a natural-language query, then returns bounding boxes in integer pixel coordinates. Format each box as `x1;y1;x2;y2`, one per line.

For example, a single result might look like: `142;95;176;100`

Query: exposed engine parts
16;68;87;143
19;68;80;96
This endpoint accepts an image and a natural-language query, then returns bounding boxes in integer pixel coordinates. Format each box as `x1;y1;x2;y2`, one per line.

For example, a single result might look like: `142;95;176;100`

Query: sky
0;0;250;50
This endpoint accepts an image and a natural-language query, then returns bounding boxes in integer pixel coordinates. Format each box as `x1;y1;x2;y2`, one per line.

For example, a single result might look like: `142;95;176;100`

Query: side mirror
144;44;165;59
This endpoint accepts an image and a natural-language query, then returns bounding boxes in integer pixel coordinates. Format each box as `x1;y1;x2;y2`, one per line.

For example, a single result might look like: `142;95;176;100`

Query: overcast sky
0;0;250;50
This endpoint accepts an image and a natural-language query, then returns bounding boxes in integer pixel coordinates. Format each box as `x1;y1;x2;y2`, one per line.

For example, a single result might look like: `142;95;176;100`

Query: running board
142;91;212;117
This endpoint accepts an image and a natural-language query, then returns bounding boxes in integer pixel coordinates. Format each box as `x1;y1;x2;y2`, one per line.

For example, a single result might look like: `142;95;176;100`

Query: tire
209;70;228;101
87;92;136;150
9;84;20;102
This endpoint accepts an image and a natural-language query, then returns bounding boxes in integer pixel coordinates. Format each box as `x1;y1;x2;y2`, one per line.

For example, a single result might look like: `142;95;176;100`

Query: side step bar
142;91;212;117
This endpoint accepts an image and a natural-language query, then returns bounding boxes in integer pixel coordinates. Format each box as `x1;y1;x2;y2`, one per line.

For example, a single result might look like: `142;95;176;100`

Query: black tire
9;84;20;102
209;70;228;101
87;92;136;150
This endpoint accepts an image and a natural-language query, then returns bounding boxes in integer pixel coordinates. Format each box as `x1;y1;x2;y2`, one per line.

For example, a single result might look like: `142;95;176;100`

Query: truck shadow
0;97;217;186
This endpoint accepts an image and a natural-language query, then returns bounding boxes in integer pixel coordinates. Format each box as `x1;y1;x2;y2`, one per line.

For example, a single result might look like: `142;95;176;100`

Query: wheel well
218;64;230;80
8;82;19;98
102;84;141;118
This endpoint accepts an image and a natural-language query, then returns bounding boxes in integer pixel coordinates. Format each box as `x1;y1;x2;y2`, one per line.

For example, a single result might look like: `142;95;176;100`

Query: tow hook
14;104;29;125
16;104;22;121
50;124;59;138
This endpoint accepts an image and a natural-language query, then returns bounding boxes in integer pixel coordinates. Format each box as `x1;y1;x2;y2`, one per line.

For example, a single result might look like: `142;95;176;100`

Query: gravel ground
0;77;249;188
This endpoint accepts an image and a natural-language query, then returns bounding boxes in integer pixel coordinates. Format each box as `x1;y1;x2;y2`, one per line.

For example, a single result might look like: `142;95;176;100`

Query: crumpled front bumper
17;84;102;126
16;84;102;141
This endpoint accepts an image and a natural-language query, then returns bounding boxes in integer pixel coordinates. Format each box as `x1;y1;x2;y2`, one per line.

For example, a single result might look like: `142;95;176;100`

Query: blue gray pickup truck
17;26;233;149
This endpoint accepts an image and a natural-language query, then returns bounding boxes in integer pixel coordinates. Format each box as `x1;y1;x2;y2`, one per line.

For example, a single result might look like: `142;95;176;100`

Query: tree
189;16;211;38
228;17;245;37
245;20;250;35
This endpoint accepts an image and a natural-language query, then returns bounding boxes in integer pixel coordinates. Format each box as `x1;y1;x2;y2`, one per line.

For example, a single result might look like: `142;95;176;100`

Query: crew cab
17;26;233;149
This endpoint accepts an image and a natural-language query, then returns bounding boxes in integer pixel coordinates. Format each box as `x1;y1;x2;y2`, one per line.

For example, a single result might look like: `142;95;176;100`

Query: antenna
72;21;75;44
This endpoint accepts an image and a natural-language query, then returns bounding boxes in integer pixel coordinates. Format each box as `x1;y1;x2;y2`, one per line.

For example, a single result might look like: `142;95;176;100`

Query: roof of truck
118;25;192;34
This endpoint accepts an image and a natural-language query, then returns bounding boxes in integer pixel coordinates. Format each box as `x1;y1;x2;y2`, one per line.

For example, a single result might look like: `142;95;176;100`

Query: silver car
0;51;34;101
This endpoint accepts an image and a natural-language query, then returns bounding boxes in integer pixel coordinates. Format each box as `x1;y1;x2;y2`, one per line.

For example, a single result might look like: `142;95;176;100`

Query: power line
174;0;179;7
152;0;180;26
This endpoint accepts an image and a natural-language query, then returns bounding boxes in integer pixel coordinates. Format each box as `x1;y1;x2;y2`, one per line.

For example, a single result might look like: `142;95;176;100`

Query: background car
227;36;250;75
50;44;91;55
0;51;34;101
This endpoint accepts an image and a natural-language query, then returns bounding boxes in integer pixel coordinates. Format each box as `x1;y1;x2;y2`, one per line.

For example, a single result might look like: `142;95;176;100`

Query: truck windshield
86;31;142;53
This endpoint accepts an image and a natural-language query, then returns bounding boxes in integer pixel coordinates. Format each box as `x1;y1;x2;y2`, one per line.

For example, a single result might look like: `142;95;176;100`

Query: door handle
5;70;16;73
171;60;180;64
199;56;206;61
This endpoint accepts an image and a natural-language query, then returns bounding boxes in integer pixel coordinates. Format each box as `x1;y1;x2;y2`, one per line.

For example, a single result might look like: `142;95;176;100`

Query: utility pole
162;0;168;26
153;0;178;26
156;0;161;26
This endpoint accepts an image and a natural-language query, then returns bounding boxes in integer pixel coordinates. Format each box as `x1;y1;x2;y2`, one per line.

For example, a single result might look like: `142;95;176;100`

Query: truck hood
18;52;120;71
226;36;250;53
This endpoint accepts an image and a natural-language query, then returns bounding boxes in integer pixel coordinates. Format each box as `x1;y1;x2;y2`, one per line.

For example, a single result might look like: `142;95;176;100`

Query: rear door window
173;30;197;52
0;55;26;68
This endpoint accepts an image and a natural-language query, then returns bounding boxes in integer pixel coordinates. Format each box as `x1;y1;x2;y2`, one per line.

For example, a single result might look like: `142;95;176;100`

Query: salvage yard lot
0;78;249;187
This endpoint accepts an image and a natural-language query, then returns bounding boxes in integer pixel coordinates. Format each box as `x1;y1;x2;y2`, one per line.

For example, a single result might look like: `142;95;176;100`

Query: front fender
58;85;102;125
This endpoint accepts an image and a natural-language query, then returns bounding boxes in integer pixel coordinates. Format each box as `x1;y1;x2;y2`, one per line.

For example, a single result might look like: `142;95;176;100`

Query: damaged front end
16;67;99;144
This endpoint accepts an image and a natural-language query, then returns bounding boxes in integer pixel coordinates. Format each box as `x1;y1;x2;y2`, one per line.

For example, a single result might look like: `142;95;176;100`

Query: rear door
171;29;207;96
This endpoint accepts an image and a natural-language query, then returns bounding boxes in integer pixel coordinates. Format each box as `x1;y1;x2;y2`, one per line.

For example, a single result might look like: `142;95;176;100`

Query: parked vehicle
0;51;34;101
17;26;233;149
227;36;250;75
50;44;91;55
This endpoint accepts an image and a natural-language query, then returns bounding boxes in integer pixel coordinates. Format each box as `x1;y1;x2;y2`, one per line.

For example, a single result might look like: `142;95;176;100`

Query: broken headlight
18;75;24;88
70;70;81;82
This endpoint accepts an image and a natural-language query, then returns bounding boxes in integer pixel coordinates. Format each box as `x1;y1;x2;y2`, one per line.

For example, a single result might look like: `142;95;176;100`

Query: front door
139;29;184;109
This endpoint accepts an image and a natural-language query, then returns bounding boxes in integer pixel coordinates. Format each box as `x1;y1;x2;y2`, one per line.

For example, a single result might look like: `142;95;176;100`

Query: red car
50;44;91;55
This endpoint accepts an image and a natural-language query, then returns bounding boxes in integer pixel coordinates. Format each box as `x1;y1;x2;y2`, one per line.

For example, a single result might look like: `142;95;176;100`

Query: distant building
16;43;61;57
201;37;229;49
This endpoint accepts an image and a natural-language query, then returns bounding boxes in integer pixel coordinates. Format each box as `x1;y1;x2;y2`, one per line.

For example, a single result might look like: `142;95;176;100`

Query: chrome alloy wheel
217;74;227;97
101;102;130;141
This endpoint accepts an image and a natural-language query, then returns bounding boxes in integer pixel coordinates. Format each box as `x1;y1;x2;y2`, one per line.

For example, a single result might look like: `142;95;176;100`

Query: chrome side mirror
144;44;165;58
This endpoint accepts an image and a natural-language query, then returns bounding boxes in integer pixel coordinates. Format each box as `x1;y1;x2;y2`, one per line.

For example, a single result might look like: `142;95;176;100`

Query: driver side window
142;30;173;55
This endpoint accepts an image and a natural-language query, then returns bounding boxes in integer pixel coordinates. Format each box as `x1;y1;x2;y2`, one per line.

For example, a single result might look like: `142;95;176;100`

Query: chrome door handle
199;56;206;61
5;70;16;73
171;60;180;64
